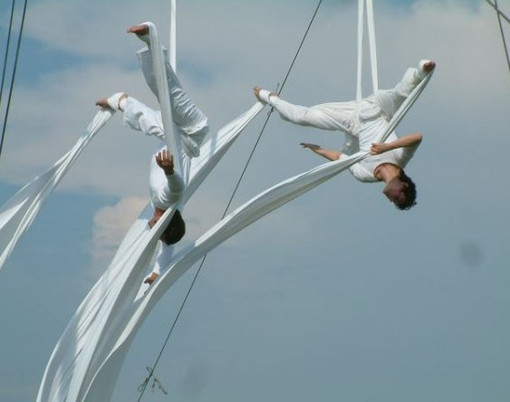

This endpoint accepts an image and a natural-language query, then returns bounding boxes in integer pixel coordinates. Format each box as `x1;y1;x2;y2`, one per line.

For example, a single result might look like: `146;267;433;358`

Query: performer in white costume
254;59;435;210
95;24;209;284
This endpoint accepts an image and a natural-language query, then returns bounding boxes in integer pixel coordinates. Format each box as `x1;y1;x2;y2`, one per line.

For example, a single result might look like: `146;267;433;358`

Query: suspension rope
137;0;324;399
0;0;16;107
484;0;510;74
484;0;510;24
0;0;29;162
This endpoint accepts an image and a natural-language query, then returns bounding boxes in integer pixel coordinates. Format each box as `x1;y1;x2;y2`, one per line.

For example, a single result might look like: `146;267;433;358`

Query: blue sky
1;0;510;401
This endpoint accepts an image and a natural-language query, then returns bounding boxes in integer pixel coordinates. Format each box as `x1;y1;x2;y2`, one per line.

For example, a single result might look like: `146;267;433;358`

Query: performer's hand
300;142;321;152
155;149;175;175
370;142;390;155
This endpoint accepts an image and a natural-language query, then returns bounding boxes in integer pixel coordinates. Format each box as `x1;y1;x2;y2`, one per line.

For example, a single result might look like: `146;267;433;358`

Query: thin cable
484;0;510;73
0;0;28;162
137;1;324;399
484;0;510;24
0;0;16;106
494;0;510;73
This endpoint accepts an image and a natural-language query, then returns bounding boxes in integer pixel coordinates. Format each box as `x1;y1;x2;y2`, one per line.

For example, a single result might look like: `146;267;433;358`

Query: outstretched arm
370;132;422;155
300;143;341;161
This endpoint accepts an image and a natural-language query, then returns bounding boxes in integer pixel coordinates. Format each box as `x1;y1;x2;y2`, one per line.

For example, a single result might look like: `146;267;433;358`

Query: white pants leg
270;97;357;134
137;47;209;158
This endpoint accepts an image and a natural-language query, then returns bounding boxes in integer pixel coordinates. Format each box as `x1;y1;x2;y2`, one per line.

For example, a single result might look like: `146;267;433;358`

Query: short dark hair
160;209;185;244
395;171;417;211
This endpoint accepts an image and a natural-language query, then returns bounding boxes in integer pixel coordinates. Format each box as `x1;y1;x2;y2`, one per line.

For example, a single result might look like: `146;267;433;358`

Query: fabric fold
0;109;114;275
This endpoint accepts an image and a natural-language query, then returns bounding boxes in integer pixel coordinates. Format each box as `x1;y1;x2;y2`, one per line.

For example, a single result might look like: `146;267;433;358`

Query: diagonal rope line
0;0;29;162
0;0;17;107
484;0;510;74
484;0;510;24
137;1;324;399
493;0;510;74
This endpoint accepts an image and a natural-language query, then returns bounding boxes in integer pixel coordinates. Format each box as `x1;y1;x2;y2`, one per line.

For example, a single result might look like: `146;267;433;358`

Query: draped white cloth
36;101;264;402
81;149;370;402
0;109;114;274
36;10;433;402
84;74;433;402
37;67;431;401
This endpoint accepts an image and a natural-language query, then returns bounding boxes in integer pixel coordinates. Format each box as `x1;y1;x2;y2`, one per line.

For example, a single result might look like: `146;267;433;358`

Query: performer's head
383;170;417;210
149;208;186;244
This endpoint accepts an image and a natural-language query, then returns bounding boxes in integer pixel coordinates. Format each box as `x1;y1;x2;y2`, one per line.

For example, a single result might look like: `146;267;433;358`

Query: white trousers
137;47;209;158
268;65;425;152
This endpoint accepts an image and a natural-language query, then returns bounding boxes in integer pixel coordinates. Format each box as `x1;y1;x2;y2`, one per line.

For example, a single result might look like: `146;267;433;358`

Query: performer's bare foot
144;272;159;285
127;24;149;36
253;86;277;102
253;86;262;100
95;98;111;109
95;93;128;111
423;60;436;73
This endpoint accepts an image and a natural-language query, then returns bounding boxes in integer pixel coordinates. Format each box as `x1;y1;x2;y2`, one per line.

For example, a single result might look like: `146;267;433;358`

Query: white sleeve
152;243;174;276
122;97;164;140
348;163;378;182
395;143;420;168
166;172;184;195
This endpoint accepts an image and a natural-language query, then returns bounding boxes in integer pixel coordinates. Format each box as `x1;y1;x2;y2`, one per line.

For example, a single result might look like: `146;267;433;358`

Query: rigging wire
0;0;29;162
137;0;324;399
484;0;510;24
484;0;510;74
0;0;16;107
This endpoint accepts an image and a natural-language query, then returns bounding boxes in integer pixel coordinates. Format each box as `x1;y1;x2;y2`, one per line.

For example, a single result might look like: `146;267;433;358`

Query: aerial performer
254;59;436;210
95;23;209;284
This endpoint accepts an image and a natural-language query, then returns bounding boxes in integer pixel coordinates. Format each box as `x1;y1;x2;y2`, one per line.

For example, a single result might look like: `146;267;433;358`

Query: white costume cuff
257;89;274;104
106;92;127;111
166;173;185;194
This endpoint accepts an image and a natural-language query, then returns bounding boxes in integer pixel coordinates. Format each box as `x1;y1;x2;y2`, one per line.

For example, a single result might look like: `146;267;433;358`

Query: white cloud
89;196;147;276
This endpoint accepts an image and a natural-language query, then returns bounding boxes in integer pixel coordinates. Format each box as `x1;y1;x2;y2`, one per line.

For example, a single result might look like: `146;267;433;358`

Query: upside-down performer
96;23;209;284
254;59;435;210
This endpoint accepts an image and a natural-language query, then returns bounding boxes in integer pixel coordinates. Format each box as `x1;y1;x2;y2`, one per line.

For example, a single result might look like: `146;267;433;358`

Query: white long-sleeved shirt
148;153;184;210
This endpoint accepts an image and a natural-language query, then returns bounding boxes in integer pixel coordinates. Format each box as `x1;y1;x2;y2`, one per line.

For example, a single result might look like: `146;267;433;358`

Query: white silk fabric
0;109;114;274
36;102;264;402
36;50;432;402
79;71;432;402
36;10;433;401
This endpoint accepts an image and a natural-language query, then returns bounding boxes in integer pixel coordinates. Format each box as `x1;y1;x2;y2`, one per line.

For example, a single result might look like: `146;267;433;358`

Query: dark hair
395;171;417;211
160;209;186;245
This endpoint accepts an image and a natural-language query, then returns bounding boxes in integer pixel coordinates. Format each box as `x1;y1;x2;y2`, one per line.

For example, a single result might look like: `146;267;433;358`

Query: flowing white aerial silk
37;66;432;402
0;109;114;274
87;71;434;402
37;1;434;399
145;21;184;177
169;0;177;71
356;0;378;117
36;101;264;402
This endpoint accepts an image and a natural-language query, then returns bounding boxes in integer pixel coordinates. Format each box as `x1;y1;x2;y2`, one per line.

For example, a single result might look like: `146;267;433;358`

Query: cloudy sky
1;0;509;401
